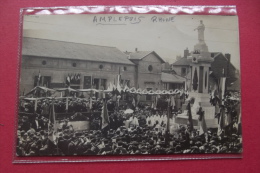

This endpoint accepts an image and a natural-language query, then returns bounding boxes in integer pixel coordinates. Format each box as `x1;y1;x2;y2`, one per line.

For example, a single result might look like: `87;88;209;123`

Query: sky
22;14;240;69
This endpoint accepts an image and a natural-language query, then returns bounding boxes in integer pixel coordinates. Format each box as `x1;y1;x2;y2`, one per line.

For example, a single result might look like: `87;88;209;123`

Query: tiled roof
22;37;134;65
128;51;165;63
161;72;186;83
128;51;153;60
171;58;191;66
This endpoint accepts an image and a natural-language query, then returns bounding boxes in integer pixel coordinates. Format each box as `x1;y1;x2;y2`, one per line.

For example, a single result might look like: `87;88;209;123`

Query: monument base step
175;115;218;128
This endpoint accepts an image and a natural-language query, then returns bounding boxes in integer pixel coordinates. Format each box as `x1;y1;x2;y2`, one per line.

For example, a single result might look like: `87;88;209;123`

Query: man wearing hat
62;119;74;132
20;116;31;132
98;139;112;155
31;114;43;132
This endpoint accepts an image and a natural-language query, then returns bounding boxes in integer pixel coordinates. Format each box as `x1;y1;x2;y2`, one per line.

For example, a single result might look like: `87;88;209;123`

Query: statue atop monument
194;20;205;43
193;20;209;53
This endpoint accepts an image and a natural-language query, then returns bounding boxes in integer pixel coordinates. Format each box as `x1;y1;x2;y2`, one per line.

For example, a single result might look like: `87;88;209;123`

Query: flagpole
187;101;194;132
165;99;170;145
34;98;38;113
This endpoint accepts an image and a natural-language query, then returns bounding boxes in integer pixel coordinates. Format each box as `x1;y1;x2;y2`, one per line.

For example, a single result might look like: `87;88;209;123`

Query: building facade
20;38;186;100
20;37;136;95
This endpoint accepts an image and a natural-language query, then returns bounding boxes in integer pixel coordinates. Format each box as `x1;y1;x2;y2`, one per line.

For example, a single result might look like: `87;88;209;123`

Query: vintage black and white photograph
16;13;242;157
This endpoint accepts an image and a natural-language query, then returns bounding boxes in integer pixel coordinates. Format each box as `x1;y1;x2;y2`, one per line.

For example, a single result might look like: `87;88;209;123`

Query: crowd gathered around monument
16;88;242;156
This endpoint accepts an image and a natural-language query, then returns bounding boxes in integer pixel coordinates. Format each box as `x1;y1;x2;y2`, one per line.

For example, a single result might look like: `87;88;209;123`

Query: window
123;66;127;71
181;68;187;76
70;73;80;85
34;76;51;88
93;78;107;90
148;65;153;72
99;64;104;70
42;60;46;65
72;62;77;67
100;79;107;89
83;76;92;89
162;83;167;90
93;78;107;98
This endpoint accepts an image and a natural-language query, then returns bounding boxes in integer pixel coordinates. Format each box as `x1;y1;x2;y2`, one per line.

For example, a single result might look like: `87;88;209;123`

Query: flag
219;77;226;105
89;96;93;109
155;95;158;108
66;74;71;86
49;101;56;125
151;102;154;109
123;85;129;92
70;73;74;82
166;102;170;132
225;111;232;127
65;97;69;111
165;104;171;144
37;70;41;86
136;94;141;106
34;99;38;112
187;102;194;131
48;101;57;142
192;68;198;91
132;97;136;107
217;107;225;136
74;73;77;82
78;73;81;81
170;95;175;107
116;74;122;93
107;82;113;91
101;100;110;129
199;112;207;135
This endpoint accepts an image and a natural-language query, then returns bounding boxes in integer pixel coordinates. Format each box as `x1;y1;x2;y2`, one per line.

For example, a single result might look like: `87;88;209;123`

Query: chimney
184;48;189;58
135;48;138;52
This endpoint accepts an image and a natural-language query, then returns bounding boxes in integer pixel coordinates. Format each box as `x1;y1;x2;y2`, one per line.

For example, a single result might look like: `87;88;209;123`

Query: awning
161;72;186;83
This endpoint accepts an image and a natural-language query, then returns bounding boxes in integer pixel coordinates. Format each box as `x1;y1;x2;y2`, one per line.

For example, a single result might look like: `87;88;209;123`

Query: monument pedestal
176;92;218;128
175;113;199;128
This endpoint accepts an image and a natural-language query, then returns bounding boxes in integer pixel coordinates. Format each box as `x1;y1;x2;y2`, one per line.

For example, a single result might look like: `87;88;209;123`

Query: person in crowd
17;91;242;156
30;114;43;131
62;119;74;132
128;114;139;128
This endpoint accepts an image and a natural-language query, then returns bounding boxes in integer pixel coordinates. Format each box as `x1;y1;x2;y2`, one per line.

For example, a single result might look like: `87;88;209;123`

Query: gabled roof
128;51;165;63
161;72;186;83
22;37;134;65
211;52;237;70
171;58;191;66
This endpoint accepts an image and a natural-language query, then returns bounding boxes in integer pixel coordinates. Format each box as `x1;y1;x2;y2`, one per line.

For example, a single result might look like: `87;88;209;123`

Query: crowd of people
17;92;242;156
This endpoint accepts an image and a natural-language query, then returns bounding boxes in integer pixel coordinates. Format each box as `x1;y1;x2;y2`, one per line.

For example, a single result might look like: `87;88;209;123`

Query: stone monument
176;20;217;128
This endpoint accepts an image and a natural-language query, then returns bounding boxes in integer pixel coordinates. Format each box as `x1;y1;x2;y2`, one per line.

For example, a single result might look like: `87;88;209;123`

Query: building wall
171;65;190;77
211;53;238;86
136;53;162;90
134;53;163;102
20;56;135;94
